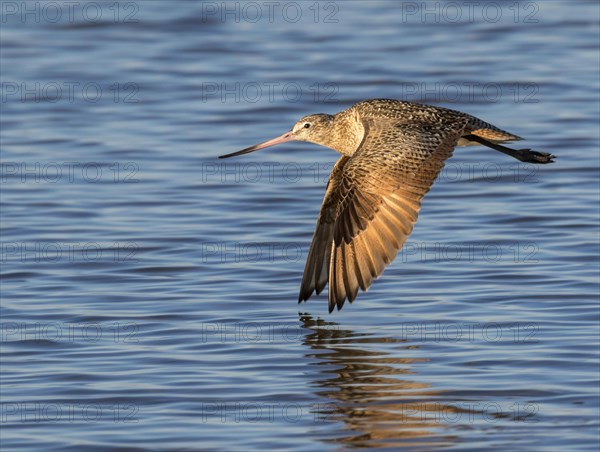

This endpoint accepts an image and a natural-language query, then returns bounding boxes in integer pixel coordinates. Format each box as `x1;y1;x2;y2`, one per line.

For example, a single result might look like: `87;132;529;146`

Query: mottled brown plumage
220;99;554;312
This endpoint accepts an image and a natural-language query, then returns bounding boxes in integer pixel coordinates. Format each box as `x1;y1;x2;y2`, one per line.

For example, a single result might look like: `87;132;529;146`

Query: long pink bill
219;131;294;159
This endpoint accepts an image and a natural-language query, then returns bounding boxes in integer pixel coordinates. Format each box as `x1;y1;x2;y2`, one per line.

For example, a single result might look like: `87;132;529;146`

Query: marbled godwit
219;99;554;312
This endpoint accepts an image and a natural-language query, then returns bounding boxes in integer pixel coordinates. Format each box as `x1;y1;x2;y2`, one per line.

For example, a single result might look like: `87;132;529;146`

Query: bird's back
347;99;521;143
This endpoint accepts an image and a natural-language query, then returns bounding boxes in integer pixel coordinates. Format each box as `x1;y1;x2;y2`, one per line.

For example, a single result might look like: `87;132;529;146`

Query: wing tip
298;287;312;304
328;298;336;314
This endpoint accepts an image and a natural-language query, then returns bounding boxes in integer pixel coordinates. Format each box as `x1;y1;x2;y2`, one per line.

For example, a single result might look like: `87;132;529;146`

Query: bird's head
290;114;334;143
219;114;335;159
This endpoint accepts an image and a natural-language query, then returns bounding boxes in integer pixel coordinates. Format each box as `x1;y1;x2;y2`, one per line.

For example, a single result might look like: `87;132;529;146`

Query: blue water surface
1;1;599;450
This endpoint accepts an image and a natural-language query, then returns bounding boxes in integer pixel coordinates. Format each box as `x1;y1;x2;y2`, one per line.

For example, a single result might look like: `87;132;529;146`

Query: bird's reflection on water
299;314;493;449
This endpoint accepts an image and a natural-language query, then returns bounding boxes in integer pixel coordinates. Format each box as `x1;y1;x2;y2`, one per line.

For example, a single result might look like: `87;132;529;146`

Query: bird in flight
219;99;554;312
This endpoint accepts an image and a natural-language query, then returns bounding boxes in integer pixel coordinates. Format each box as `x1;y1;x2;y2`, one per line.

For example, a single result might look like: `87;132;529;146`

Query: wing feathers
301;118;468;310
298;156;350;302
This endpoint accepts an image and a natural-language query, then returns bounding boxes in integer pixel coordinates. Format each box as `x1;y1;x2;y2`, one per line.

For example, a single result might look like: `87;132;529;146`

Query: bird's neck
320;111;366;156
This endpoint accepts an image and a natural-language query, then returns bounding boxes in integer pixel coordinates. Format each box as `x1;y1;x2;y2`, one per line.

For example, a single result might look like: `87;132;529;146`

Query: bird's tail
470;127;521;142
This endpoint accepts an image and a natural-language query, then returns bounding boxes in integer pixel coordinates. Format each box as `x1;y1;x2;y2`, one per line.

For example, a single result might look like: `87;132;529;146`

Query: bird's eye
303;123;311;129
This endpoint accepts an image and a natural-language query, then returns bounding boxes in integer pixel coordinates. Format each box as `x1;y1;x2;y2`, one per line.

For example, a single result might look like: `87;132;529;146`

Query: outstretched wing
298;155;350;303
298;117;468;312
